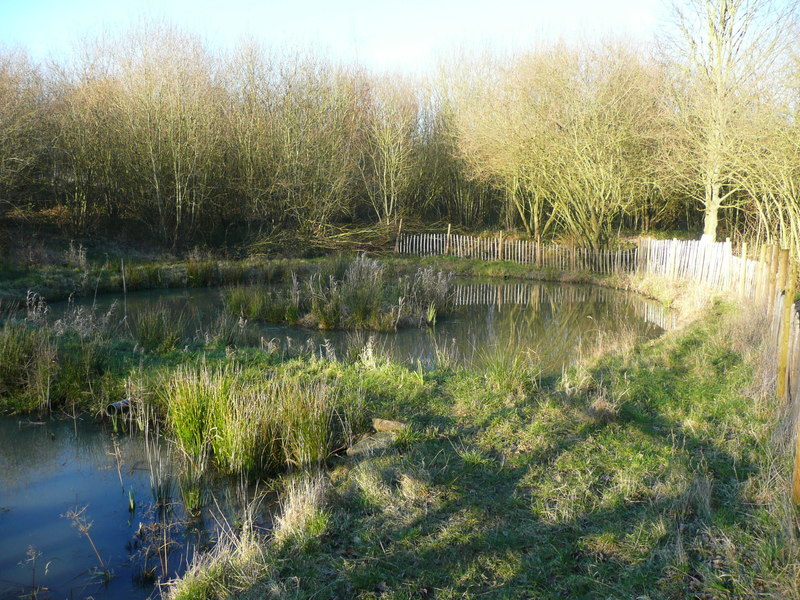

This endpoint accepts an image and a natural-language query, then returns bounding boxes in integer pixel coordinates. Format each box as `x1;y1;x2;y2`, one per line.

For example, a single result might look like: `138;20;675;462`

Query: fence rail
398;229;800;498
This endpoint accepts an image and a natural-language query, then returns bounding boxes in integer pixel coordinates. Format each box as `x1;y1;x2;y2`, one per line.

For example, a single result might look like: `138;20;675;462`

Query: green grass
159;360;369;478
0;320;56;411
221;255;455;332
169;299;800;600
3;254;799;598
132;302;185;353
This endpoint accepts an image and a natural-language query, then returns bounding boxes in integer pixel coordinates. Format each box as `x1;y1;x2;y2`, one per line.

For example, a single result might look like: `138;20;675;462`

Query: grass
159;361;368;478
0;320;56;411
4;252;800;598
167;291;800;599
222;255;455;332
132;302;185;353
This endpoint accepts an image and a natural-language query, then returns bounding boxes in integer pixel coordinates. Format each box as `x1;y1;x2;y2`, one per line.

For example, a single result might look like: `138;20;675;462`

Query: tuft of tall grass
273;472;329;550
277;378;336;469
196;312;249;349
401;267;456;318
162;363;220;467
0;320;56;412
222;286;299;324
477;343;540;396
340;254;385;326
307;274;344;330
160;364;366;478
166;497;271;600
132;302;184;353
211;382;283;476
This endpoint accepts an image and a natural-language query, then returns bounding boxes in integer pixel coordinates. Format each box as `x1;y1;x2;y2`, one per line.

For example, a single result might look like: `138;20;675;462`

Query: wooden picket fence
398;228;800;498
396;229;636;275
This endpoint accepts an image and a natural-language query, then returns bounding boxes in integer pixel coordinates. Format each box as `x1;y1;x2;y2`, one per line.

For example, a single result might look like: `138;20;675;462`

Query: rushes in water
160;364;365;478
222;286;298;323
401;267;456;318
132;302;184;353
0;321;56;412
162;363;220;465
340;254;384;326
165;494;270;600
278;379;335;469
308;274;343;330
196;312;248;348
221;256;455;331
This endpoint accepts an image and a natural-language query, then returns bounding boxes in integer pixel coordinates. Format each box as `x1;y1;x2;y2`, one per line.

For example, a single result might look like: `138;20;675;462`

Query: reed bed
0;320;56;411
132;302;185;353
159;363;366;478
222;255;455;332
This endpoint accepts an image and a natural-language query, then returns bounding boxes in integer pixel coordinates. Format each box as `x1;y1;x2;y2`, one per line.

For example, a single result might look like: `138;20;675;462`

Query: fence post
755;245;767;306
498;233;504;261
778;258;795;402
394;219;403;253
768;245;780;313
738;242;748;297
445;223;452;255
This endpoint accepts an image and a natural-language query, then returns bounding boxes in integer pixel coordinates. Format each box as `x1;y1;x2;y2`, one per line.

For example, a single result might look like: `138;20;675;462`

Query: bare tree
0;47;43;214
359;75;418;224
665;0;797;241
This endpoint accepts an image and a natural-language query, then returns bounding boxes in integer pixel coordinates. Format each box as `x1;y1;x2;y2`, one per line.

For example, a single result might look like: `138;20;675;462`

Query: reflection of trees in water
436;283;669;374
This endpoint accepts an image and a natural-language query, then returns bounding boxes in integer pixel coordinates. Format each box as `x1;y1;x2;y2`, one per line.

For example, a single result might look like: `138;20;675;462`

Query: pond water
0;280;672;599
47;279;673;375
0;417;270;600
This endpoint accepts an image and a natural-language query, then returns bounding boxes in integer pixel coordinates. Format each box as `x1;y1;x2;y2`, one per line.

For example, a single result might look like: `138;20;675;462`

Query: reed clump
222;255;455;332
0;320;56;411
160;363;366;478
132;302;185;353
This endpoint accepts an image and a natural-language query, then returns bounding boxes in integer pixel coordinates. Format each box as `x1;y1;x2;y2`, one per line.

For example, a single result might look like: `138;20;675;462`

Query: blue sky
0;0;665;71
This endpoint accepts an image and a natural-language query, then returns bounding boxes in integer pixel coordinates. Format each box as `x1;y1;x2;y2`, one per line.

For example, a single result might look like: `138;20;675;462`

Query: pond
0;280;672;599
46;279;673;374
0;416;271;600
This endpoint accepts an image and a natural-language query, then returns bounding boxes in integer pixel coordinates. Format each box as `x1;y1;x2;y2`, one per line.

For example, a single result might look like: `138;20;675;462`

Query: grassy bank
0;255;337;307
166;291;800;599
3;253;799;598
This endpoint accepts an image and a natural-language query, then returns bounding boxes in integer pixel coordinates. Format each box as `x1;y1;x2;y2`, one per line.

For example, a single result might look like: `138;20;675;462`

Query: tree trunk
702;181;722;241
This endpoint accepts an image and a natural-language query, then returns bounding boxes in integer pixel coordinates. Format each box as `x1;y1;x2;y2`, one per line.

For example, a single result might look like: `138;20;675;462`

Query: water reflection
47;280;673;375
0;418;269;600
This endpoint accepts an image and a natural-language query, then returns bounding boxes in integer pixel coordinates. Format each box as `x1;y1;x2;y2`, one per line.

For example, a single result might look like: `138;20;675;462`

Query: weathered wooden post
755;245;766;306
445;223;452;255
777;249;789;309
768;245;780;313
778;258;794;402
394;219;403;253
738;242;748;297
498;233;504;261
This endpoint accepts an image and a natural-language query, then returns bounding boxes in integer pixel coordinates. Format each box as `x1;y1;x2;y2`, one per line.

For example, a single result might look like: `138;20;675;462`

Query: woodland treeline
1;0;800;255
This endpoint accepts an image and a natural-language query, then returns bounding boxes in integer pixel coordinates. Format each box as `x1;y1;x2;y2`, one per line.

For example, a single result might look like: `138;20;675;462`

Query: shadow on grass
238;313;788;599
